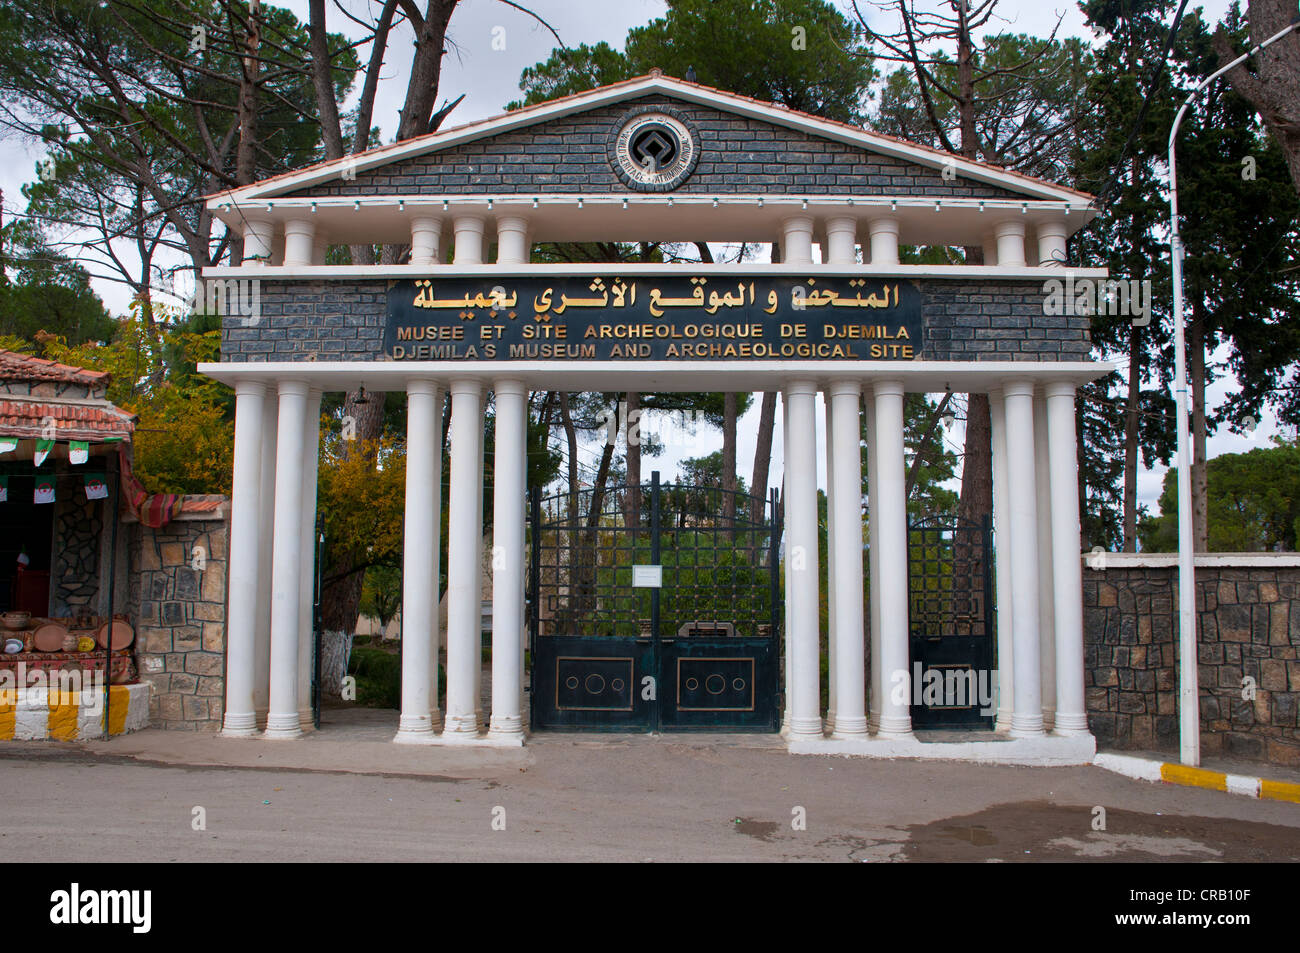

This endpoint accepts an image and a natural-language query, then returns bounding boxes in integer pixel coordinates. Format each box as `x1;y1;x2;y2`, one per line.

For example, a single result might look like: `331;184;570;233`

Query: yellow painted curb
1260;779;1300;804
1160;763;1227;792
0;701;13;741
47;694;79;741
107;685;129;736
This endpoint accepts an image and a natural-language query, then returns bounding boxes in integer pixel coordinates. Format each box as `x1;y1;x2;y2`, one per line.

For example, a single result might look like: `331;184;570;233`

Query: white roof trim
207;75;1090;209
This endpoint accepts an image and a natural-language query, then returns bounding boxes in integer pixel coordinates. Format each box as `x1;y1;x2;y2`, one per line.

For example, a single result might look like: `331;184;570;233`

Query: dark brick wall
1084;563;1300;767
287;95;1027;201
220;277;1089;363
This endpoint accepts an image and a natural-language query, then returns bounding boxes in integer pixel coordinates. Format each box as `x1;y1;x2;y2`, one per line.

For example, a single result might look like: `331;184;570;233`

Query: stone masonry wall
221;278;1090;364
1083;561;1300;766
129;510;228;731
51;493;101;616
288;94;1027;201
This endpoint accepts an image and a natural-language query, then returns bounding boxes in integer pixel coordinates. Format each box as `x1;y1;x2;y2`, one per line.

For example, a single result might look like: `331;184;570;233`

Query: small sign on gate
631;565;663;588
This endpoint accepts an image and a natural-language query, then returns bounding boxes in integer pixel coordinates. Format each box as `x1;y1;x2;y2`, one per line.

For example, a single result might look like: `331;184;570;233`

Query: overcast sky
0;0;1284;521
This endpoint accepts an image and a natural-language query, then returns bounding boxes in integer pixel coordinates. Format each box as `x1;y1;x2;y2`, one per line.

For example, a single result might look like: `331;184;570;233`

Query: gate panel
529;474;780;732
907;515;996;729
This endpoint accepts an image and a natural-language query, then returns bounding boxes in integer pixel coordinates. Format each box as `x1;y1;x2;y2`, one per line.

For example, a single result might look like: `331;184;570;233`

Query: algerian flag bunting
69;441;89;465
84;474;108;500
0;438;16;454
33;439;54;467
34;478;55;504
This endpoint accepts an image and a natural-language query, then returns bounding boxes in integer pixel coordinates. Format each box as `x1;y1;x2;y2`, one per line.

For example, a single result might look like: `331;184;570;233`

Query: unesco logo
609;106;699;192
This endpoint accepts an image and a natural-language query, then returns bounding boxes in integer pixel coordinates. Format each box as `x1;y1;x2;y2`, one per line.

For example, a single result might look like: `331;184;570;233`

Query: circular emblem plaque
609;106;700;192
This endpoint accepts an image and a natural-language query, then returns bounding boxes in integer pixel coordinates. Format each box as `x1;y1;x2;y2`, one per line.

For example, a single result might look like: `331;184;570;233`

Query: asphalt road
2;739;1297;862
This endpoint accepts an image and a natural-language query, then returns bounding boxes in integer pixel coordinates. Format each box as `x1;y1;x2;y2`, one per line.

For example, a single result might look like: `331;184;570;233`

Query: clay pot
2;611;31;631
61;634;79;652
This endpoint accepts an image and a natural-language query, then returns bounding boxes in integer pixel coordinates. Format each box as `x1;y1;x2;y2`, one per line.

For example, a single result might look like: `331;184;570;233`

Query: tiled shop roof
0;398;136;442
0;349;111;386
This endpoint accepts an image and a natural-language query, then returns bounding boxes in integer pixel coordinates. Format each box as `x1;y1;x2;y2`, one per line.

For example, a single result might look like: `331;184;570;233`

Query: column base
1052;712;1090;735
394;713;439;744
263;713;302;739
486;728;526;747
831;715;869;739
442;712;481;736
995;708;1014;732
1010;713;1046;737
221;712;258;737
876;713;913;737
787;716;824;739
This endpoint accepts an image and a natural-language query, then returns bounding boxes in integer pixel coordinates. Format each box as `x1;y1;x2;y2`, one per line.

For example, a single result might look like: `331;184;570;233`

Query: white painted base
789;730;1096;765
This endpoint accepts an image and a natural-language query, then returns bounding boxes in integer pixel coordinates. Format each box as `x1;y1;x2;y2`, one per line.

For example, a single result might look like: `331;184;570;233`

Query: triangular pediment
208;75;1089;207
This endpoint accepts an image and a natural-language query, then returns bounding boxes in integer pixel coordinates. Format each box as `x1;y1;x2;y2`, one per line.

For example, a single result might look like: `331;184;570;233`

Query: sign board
631;565;663;589
385;275;922;362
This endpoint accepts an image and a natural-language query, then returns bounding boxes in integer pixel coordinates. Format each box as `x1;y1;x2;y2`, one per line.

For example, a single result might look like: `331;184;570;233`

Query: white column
1034;390;1056;728
782;216;815;265
994;220;1026;268
988;390;1015;732
396;380;441;743
452;215;486;266
781;393;793;733
864;391;882;731
489;380;527;742
825;216;858;265
823;391;837;729
830;381;867;738
222;381;268;736
784;380;822;739
283;219;315;267
496;217;531;265
444;380;483;736
1047;382;1089;734
296;388;322;730
1037;221;1068;267
981;232;999;267
265;380;310;739
873;380;912;737
254;394;278;721
1003;381;1044;736
410;217;442;267
242;219;274;265
868;218;900;266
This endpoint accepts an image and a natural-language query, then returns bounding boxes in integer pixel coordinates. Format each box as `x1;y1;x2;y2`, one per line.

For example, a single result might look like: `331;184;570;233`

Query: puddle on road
732;817;781;842
904;801;1300;862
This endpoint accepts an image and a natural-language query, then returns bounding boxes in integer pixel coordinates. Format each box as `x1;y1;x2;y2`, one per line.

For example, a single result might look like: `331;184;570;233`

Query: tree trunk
750;392;777;524
1214;2;1300;197
624;391;641;527
722;392;737;524
235;1;261;190
559;393;579;520
1122;325;1141;551
1189;300;1208;552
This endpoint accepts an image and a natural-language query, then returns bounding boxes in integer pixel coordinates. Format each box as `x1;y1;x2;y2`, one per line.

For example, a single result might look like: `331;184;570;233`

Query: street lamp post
1166;17;1300;766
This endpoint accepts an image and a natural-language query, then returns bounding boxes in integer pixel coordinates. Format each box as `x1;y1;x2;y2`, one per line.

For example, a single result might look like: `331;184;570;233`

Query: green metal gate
529;472;781;732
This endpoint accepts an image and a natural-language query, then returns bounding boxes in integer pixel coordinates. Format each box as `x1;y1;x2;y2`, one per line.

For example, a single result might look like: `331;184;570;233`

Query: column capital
1044;380;1077;400
453;213;486;229
872;378;904;399
450;378;482;397
276;378;312;398
828;379;861;399
993;219;1026;238
493;378;527;396
234;379;269;398
868;216;900;235
1001;378;1035;400
495;215;529;233
781;214;815;232
283;218;315;238
407;378;439;398
783;378;818;398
